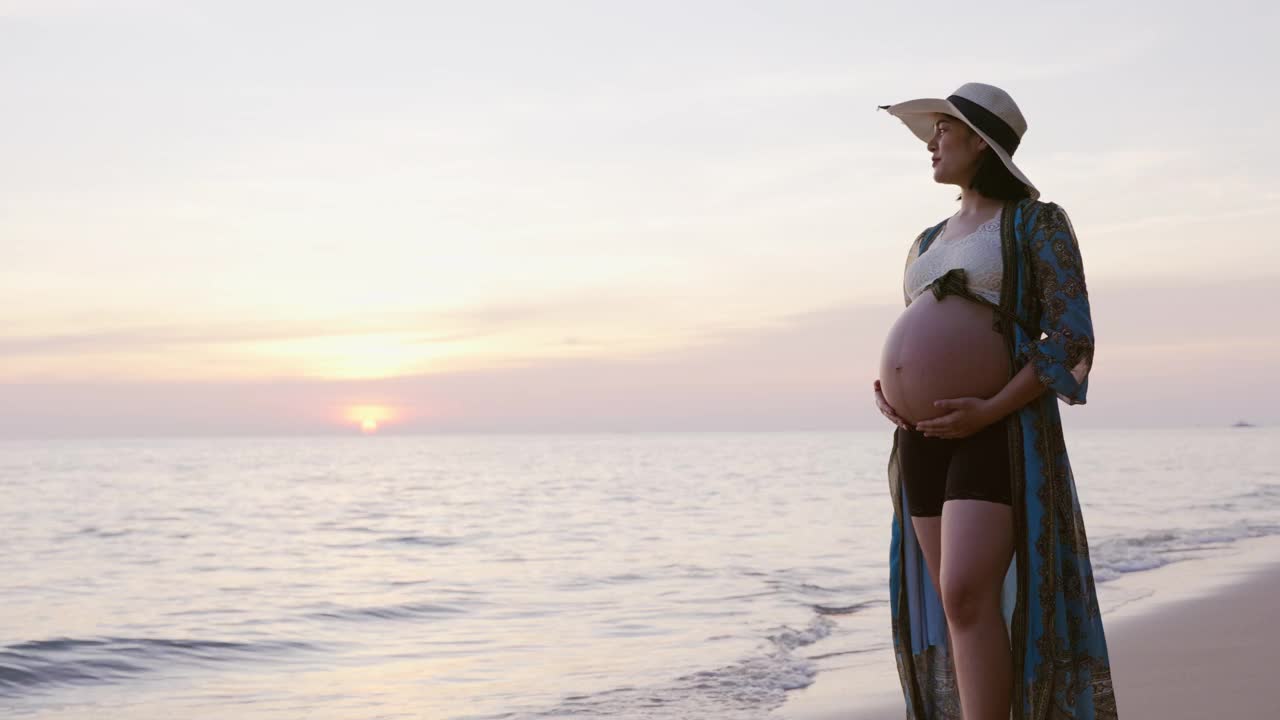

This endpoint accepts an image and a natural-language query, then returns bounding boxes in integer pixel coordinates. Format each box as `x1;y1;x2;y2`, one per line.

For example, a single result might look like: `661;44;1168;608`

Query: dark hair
960;147;1031;202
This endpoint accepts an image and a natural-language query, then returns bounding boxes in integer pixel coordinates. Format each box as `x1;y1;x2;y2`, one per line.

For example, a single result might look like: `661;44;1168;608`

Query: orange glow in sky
344;404;398;433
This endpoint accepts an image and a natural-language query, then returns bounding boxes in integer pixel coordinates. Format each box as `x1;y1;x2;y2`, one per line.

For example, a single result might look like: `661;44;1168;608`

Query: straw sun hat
879;82;1039;201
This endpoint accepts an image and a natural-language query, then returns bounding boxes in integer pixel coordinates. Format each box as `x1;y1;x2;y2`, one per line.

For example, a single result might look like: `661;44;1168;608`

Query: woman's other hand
873;379;913;431
914;397;997;439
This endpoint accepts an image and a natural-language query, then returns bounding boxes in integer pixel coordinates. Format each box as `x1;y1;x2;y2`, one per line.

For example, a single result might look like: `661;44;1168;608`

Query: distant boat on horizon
1231;420;1257;428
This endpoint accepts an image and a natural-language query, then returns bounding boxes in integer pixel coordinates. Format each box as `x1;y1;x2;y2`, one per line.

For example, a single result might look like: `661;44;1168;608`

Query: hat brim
882;97;1040;201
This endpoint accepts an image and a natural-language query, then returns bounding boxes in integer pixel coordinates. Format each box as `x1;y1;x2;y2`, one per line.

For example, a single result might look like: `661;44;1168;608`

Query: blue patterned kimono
887;198;1117;719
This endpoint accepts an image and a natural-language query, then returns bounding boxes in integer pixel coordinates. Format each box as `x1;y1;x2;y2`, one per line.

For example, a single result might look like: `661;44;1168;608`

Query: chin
932;169;958;186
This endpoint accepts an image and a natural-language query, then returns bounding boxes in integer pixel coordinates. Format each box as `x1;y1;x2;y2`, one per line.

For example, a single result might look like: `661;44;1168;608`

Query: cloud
0;323;478;357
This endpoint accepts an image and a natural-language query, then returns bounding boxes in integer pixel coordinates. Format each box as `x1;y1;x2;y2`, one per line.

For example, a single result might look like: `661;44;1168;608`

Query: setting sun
343;404;399;434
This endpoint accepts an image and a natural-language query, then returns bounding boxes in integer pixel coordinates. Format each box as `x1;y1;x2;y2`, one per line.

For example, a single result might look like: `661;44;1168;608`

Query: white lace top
904;213;1003;304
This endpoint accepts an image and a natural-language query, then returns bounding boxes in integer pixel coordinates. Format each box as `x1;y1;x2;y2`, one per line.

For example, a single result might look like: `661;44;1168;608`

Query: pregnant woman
873;84;1117;719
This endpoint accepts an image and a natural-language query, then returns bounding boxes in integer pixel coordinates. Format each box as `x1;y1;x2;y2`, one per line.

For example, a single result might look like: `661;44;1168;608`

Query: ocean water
2;428;1277;719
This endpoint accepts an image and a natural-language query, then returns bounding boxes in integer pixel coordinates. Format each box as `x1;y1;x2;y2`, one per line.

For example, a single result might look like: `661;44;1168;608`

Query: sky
2;0;1277;437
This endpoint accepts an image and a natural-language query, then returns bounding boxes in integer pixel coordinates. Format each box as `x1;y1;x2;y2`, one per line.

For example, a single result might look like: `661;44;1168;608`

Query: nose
926;133;939;153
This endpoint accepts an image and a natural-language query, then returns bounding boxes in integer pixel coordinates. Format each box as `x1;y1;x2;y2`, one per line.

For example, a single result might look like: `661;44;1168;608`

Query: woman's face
926;114;987;187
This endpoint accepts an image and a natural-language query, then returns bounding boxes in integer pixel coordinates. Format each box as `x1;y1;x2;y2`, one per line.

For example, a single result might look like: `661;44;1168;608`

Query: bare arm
979;361;1047;423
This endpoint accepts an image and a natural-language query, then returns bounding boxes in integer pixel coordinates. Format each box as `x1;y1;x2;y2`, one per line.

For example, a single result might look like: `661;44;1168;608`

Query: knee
940;571;999;628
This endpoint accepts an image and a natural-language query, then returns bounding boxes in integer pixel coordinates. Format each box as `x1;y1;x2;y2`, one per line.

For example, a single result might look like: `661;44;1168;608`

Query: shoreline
771;532;1280;719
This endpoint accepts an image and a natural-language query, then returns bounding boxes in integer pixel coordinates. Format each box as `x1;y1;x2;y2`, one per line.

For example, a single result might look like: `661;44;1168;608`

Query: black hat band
948;94;1020;155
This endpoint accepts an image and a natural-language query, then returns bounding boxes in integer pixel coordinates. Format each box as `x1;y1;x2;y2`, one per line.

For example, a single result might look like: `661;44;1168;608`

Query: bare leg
910;515;943;594
911;514;957;672
941;499;1014;720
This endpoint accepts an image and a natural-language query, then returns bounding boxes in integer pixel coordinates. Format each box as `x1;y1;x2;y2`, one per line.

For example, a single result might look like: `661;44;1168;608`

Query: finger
920;410;960;427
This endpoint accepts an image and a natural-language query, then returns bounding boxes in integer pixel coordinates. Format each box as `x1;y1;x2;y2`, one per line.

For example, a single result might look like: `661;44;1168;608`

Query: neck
955;187;1003;218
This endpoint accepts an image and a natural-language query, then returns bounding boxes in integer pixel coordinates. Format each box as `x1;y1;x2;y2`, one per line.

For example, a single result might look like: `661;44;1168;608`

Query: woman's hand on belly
913;396;997;439
873;379;913;430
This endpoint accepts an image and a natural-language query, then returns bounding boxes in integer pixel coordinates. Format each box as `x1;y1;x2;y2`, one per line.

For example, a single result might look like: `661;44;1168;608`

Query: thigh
896;426;951;518
939;420;1015;607
911;515;943;594
940;498;1014;603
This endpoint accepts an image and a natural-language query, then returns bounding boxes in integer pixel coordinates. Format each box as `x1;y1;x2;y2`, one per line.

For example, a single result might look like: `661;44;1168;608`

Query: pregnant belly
879;293;1012;425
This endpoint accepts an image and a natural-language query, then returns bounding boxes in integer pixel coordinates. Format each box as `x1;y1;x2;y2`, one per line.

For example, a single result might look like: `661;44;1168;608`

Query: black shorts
895;416;1014;517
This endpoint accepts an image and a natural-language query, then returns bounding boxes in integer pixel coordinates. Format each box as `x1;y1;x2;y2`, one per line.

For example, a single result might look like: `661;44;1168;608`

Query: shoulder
1018;199;1089;279
913;219;944;240
1014;198;1075;238
913;218;948;244
1015;197;1064;218
906;219;947;262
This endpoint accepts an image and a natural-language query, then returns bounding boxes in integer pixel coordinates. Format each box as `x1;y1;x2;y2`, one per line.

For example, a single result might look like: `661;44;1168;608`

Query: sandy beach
772;533;1280;719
